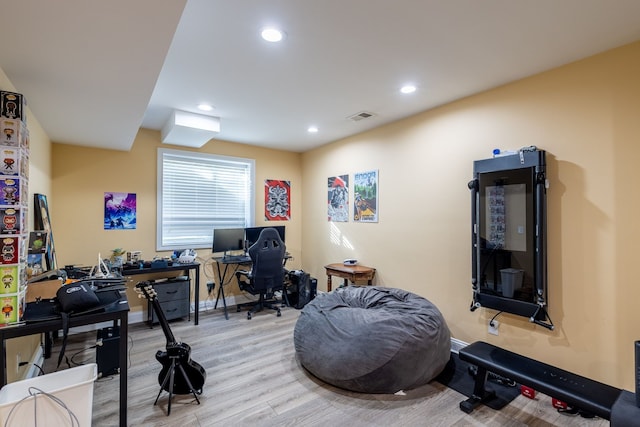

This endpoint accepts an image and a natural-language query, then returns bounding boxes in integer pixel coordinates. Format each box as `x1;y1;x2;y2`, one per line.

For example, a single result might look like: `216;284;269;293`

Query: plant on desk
111;248;126;268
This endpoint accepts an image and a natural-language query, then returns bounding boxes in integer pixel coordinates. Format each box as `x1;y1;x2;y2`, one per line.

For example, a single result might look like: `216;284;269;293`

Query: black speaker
96;326;120;377
635;340;640;408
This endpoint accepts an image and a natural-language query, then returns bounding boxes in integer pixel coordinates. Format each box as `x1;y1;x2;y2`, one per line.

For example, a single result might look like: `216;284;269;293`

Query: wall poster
104;192;137;229
34;193;57;270
353;170;378;223
328;175;349;222
264;179;291;221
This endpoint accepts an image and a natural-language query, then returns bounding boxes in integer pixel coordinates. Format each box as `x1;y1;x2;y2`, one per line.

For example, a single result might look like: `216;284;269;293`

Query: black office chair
235;228;287;319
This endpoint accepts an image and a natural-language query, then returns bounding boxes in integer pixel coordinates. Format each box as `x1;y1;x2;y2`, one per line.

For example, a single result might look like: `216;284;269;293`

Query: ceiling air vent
347;111;376;122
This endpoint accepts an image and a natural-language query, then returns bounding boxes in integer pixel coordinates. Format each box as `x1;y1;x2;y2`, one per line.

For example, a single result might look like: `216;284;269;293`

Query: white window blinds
157;148;254;250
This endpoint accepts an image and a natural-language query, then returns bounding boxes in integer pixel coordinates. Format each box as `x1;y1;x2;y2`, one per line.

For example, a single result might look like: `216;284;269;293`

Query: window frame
156;148;255;251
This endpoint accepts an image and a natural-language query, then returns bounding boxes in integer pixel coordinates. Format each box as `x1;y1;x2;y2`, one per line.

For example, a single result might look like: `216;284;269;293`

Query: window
157;148;255;251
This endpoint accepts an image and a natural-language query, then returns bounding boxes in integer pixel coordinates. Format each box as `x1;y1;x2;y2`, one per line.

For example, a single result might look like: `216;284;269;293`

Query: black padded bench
458;341;622;420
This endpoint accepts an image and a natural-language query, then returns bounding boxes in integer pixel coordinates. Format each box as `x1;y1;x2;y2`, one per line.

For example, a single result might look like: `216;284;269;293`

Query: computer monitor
244;226;285;250
212;228;245;256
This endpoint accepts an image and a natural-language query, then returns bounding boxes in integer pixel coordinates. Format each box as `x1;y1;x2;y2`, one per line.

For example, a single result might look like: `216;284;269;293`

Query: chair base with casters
235;285;282;319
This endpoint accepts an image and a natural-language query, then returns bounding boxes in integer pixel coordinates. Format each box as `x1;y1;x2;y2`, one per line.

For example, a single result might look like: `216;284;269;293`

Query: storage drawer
147;279;190;324
154;280;189;302
151;298;189;323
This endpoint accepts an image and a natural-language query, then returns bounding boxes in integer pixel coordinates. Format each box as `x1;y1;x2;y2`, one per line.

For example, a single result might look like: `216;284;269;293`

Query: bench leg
459;366;496;414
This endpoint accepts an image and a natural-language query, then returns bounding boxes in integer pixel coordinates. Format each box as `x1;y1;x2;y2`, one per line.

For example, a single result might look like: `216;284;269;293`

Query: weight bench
458;341;622;420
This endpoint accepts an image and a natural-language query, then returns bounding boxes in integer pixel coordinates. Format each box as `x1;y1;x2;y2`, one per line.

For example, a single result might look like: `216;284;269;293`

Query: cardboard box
0;176;22;205
0;91;26;122
26;278;62;302
0;264;20;294
0;145;29;178
0;206;26;234
1;119;27;147
0;235;26;265
0;291;24;324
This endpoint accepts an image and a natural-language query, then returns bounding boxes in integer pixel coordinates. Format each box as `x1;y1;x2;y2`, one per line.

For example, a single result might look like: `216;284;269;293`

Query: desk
212;256;252;319
0;290;129;427
324;263;376;291
122;262;201;325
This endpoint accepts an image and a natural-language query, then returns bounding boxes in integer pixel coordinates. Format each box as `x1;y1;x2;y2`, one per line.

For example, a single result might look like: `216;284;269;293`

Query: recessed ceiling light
197;103;213;112
400;85;417;94
307;126;319;133
261;27;285;42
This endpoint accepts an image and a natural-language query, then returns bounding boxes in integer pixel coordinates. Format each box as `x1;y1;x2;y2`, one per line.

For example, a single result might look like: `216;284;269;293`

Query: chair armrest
235;269;252;292
235;269;251;279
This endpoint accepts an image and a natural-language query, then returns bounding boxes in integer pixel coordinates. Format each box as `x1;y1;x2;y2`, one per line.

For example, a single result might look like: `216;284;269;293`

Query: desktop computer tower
96;326;120;377
288;270;317;309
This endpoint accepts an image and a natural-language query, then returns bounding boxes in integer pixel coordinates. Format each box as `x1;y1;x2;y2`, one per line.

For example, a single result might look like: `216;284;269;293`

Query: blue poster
104;192;137;230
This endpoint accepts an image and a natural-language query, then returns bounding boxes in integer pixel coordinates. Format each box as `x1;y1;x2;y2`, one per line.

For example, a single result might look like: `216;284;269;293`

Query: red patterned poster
264;180;290;221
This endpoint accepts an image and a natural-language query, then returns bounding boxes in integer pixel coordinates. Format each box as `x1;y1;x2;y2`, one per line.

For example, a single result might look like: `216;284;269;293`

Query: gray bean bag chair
293;286;451;393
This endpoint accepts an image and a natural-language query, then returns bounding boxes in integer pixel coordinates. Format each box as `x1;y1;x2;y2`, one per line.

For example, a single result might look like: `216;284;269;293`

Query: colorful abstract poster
264;180;290;221
328;175;349;222
353;170;378;223
104;192;137;229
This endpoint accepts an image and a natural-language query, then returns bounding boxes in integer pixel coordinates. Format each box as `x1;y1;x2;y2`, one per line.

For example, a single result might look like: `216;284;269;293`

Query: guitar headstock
135;281;157;301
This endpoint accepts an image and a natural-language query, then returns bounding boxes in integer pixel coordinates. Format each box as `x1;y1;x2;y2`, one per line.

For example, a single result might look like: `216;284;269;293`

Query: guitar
135;281;206;395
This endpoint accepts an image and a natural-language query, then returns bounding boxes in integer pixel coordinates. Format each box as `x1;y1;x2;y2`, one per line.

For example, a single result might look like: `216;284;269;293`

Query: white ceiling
2;0;640;153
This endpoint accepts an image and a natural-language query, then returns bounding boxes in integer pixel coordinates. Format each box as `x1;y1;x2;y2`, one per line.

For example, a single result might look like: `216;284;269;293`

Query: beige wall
17;40;640;392
1;67;53;382
301;41;640;390
52;128;303;316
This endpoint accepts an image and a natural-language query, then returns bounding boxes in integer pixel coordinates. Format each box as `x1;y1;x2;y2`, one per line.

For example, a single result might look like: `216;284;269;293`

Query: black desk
212;257;252;319
0;291;129;427
122;262;201;325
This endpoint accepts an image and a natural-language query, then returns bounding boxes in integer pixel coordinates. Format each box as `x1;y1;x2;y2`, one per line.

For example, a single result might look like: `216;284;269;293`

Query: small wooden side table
324;263;376;291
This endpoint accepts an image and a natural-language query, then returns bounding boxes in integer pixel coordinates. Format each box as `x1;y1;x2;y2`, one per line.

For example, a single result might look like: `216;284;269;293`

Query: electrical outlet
489;320;500;335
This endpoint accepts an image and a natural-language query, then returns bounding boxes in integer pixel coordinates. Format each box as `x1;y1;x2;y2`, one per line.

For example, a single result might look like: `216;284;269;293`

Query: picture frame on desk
34;194;57;271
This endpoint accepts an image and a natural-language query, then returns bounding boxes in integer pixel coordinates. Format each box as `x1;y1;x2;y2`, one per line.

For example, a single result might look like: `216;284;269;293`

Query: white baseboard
195;295;237;314
450;337;468;354
25;345;44;379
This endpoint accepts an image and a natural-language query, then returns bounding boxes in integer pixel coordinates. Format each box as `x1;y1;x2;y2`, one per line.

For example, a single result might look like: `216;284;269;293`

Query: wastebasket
0;363;97;426
500;268;524;298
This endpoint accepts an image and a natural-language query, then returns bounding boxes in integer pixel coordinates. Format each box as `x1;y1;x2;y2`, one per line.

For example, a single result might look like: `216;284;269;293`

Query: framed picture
353;170;378;223
264;180;291;221
34;193;57;271
104;192;137;229
328;175;349;222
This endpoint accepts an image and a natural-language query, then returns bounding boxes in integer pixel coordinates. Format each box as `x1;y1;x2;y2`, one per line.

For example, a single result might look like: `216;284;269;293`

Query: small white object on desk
343;259;358;266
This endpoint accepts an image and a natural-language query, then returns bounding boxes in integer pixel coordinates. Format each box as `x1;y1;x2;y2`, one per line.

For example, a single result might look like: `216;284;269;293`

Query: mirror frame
468;149;553;330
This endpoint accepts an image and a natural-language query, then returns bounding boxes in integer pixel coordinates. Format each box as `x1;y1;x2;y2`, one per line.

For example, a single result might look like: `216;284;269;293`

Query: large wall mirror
468;149;553;330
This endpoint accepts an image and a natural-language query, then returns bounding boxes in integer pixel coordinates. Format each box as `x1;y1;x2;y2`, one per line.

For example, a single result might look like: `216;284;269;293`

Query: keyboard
222;255;251;263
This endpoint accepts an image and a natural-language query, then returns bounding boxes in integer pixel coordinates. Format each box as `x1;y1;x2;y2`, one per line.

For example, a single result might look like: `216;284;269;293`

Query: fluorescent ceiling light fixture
197;103;213;112
400;84;417;94
261;27;285;42
307;126;318;133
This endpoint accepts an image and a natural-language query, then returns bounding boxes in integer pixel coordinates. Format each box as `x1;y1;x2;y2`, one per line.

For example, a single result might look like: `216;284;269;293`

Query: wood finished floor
44;304;608;426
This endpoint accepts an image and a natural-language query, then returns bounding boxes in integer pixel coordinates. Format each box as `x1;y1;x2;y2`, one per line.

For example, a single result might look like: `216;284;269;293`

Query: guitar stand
155;354;201;415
